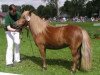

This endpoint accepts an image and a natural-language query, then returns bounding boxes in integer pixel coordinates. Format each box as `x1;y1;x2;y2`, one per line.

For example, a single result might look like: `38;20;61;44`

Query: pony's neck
29;13;47;35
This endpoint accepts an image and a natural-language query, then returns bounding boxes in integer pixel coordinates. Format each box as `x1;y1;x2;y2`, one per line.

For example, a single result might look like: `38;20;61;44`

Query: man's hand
12;22;20;29
7;25;16;32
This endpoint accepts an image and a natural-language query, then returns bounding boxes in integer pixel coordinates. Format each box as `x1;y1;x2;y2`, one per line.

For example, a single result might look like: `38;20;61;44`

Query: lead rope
26;22;34;55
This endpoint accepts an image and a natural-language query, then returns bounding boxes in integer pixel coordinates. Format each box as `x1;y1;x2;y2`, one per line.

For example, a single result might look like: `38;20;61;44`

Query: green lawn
0;22;100;75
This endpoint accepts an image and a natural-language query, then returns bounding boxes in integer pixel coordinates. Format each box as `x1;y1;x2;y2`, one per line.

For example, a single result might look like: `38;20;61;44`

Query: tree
16;5;21;12
42;0;59;16
42;4;57;19
1;4;9;12
37;5;45;18
21;5;36;13
92;0;100;17
61;0;88;17
86;1;94;17
60;0;73;17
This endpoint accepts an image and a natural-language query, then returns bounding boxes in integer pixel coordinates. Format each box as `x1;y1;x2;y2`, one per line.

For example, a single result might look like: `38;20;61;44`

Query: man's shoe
14;60;21;63
6;64;14;67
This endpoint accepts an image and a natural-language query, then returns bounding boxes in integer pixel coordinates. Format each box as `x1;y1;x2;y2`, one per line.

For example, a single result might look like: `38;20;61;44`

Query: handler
4;4;21;66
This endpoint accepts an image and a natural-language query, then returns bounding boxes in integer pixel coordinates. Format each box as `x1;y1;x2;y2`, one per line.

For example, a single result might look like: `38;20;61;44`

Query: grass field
0;21;100;75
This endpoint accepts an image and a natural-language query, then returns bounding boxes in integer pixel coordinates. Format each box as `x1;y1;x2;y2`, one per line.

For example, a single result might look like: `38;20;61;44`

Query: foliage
85;1;94;18
1;4;9;12
21;5;36;13
60;0;100;17
37;4;57;19
37;5;45;18
1;0;100;18
92;0;100;11
86;0;100;18
16;6;21;12
42;4;57;19
61;0;88;17
42;0;59;16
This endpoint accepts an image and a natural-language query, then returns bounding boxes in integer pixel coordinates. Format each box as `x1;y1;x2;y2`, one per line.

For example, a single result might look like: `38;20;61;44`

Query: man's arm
7;25;16;32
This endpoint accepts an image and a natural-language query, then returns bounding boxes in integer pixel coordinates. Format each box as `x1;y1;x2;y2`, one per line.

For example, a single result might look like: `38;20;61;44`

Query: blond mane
29;12;48;35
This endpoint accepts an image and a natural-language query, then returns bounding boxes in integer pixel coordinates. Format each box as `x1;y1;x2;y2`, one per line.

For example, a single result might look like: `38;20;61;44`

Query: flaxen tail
81;29;92;71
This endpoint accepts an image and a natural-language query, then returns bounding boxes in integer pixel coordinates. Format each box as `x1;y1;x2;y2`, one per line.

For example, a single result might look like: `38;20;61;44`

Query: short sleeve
4;15;10;26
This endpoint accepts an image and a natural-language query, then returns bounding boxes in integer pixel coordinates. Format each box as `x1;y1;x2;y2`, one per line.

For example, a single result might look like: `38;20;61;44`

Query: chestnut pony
17;11;91;72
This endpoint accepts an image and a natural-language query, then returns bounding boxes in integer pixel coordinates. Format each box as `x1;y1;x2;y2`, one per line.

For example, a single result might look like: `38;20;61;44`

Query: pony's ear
29;10;33;16
24;10;32;21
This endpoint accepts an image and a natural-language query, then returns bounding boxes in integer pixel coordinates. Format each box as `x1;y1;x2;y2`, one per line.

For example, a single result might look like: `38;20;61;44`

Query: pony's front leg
38;45;47;70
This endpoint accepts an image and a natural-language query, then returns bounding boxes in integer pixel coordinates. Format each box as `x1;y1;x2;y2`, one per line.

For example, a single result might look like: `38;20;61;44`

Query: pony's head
16;10;48;35
16;11;31;27
20;11;31;21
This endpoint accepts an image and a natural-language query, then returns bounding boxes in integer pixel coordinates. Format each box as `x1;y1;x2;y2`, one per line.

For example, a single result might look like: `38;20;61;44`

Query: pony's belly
46;44;68;50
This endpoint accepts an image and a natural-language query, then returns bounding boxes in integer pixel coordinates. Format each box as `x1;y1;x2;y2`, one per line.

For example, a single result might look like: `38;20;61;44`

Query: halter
25;16;30;22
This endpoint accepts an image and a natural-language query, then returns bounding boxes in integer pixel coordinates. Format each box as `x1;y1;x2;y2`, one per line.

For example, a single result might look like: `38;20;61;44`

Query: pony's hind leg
77;47;81;70
70;48;80;72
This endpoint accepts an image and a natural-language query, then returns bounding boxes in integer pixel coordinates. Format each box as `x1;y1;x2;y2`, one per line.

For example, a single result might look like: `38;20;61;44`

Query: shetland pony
16;11;92;72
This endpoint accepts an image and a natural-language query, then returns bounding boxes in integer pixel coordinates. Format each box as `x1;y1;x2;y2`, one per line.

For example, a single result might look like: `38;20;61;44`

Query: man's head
9;4;17;15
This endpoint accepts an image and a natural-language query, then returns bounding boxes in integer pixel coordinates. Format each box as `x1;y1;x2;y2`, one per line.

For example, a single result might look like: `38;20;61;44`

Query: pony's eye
21;16;25;20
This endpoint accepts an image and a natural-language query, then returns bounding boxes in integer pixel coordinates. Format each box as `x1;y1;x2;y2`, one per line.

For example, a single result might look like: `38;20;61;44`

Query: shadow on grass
21;54;72;70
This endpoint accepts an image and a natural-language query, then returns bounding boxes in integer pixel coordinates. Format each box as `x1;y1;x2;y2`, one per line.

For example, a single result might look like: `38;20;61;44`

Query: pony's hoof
71;71;75;75
71;68;76;74
42;67;47;71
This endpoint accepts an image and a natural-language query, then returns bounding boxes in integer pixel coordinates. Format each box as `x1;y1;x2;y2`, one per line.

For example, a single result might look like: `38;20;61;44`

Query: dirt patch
95;37;100;40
